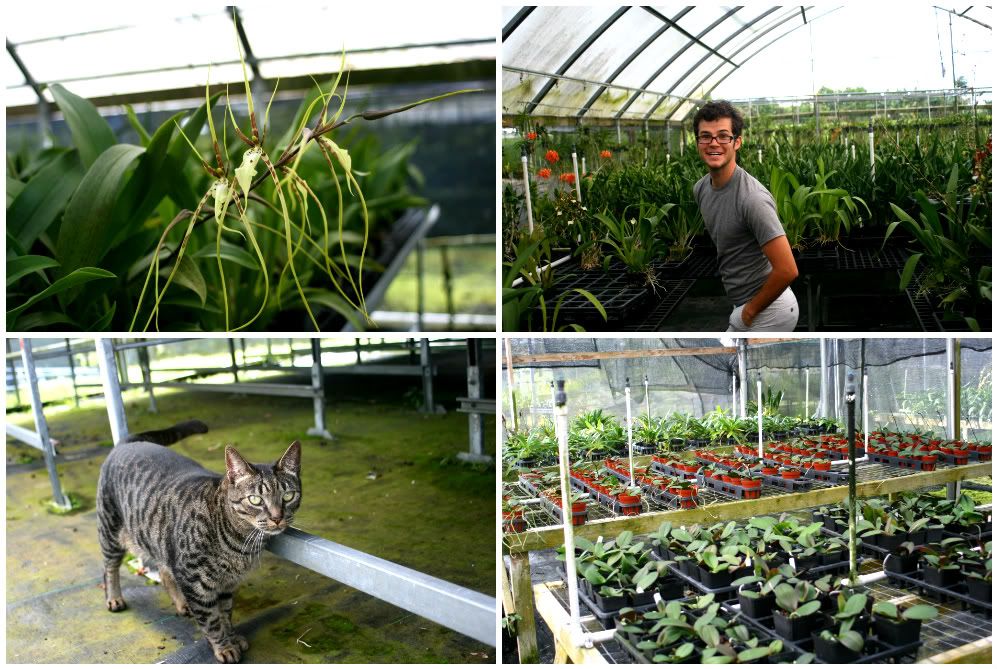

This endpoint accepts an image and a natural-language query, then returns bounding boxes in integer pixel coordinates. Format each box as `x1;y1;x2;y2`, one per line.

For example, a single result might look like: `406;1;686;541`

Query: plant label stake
625;378;634;486
644;375;650;419
581;156;586;174
553;379;587;648
845;373;858;585
863;373;869;451
805;369;810;417
756;374;764;458
520;147;533;234
867;121;875;187
570;146;581;203
732;372;737;416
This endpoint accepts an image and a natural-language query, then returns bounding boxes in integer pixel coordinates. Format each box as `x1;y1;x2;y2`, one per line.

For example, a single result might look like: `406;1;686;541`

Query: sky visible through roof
715;3;991;100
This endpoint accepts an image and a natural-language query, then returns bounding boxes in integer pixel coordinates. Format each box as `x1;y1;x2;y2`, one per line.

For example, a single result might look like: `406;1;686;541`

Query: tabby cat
96;419;302;663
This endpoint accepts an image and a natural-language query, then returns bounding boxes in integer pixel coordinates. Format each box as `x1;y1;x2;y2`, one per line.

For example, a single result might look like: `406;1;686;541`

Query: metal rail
268;528;495;646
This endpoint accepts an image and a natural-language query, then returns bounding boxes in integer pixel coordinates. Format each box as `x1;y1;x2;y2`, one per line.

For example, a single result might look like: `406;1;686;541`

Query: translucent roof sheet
503;5;993;122
6;4;494;108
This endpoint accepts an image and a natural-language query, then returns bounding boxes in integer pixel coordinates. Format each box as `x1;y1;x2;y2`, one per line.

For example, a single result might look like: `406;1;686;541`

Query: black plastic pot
908;529;927;546
878;533;903;552
966;575;991;604
698;566;736;590
657;576;685;601
883;552;918;574
821;549;847;566
773;610;822;641
630;589;657;608
794;554;821;571
923;565;960;588
873;614;921;646
925;526;944;544
738;591;775;619
813;632;862;663
594;590;627;612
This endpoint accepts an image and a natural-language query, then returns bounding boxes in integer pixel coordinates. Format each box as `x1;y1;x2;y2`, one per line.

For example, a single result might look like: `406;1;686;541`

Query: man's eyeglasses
697;133;737;145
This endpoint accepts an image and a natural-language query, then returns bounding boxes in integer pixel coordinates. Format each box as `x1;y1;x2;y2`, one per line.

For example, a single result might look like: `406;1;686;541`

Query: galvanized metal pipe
21;339;69;509
267;528;494;646
95;338;128;445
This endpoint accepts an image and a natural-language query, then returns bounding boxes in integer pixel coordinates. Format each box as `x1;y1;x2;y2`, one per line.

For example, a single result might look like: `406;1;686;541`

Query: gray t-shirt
694;165;786;306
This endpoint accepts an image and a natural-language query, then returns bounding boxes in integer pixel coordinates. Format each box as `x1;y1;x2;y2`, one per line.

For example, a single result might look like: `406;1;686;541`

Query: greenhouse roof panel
5;4;493;106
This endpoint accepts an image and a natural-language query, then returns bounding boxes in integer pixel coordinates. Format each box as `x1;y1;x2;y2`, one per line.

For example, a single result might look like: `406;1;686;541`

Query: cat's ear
225;446;257;483
276;440;301;477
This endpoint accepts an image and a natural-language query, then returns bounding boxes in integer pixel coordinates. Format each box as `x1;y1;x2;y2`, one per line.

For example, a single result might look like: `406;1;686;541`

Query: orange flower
600;150;611;159
545;149;560;164
526;131;537;141
537;168;551;179
559;173;576;184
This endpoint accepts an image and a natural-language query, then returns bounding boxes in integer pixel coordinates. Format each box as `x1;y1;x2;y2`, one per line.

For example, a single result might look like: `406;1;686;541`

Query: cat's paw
230;634;249;651
106;596;127;612
212;642;243;664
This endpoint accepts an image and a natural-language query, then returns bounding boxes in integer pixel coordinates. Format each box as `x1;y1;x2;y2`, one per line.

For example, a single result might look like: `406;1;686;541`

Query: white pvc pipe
521;154;534;234
756;378;763;457
643;375;650;419
571;151;582;202
625;382;635;485
805;369;810;418
731;373;737;415
554;389;582;643
868;124;875;183
863;373;869;450
510;254;572;288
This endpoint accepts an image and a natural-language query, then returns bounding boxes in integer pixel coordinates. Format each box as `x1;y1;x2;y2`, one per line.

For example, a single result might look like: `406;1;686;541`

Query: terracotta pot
741;478;762;489
813;461;831;471
781;470;802;480
761;467;778;475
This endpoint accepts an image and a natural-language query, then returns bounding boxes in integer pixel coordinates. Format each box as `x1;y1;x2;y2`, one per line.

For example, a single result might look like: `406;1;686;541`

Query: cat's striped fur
96;421;301;663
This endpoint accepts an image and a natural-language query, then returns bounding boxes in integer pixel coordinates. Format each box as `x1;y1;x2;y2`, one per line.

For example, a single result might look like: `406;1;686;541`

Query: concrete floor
6;359;496;663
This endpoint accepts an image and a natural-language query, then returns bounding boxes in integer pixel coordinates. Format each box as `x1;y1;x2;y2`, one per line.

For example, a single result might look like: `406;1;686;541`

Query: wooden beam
509;346;736;365
509;553;539;663
500;556;515;616
746;338;817;345
534;582;608;665
921;636;992;663
504;462;992;553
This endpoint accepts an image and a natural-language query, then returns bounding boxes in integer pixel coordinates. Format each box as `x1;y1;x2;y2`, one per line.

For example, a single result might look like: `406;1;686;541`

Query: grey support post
65;339;80;408
420;338;444;414
7;338;21;407
306;339;333;440
946;338;961;500
21;339;69;509
458;338;493;464
228;339;239;383
137;346;157;413
95;338;129;445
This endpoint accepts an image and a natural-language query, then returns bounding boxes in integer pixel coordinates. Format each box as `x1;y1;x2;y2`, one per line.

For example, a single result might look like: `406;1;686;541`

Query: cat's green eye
282;491;296;502
247;495;262;505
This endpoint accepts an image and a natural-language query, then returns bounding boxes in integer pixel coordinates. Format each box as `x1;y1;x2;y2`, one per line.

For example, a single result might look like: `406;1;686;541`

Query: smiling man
693;100;799;331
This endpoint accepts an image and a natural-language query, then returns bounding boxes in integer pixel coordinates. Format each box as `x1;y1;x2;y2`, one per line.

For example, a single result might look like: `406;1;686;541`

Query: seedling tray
730;607;922;664
882;567;992;614
537;494;588;526
695;473;763;500
623;279;697;331
760;473;813;492
559;568;685;624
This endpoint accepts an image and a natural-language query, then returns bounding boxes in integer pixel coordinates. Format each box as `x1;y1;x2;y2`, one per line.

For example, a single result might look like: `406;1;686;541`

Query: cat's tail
121;420;209;446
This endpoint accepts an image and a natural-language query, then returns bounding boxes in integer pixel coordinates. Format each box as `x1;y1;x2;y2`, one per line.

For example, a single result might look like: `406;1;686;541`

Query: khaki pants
727;288;799;332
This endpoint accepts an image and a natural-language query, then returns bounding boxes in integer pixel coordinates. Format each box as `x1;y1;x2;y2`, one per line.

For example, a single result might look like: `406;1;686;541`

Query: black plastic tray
882;566;991;613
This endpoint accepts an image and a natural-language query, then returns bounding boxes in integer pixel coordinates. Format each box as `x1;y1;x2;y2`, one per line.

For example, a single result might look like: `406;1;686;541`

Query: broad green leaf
12;311;79;331
634;570;658;592
124;104;152;146
794;600;822;618
7;149;85;248
192;241;260;270
898;253;923;290
737;647;772;662
901;604;938;620
838;629;864;652
7;267;115;327
87;302;117;331
295;288;365;331
6;176;25;206
110;111;188;247
49;84;117;169
7;255;61;286
842;593;866;617
56;144;144;290
169;254;207;306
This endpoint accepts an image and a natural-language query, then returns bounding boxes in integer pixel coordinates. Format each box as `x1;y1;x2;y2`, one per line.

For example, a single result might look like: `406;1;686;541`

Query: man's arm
741;235;799;327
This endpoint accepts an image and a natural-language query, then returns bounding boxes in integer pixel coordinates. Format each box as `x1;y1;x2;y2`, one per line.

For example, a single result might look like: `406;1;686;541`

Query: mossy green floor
7;372;496;663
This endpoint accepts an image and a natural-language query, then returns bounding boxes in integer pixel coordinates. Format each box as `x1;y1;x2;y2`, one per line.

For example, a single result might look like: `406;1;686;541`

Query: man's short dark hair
693;100;744;138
